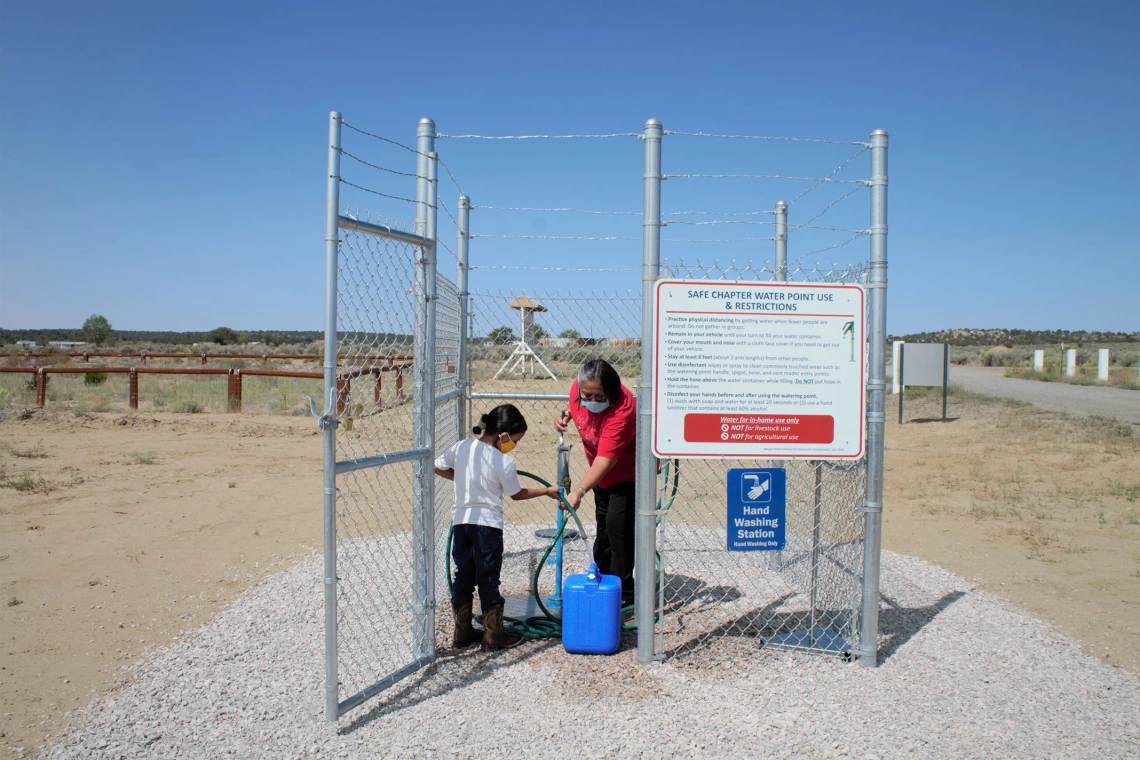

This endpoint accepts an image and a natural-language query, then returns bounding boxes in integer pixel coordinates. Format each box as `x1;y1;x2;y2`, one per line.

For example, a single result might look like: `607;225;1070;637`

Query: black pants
593;479;636;599
451;524;505;611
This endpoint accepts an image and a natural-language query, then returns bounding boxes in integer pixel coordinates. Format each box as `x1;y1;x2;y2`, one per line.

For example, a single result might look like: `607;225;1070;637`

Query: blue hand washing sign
727;468;786;551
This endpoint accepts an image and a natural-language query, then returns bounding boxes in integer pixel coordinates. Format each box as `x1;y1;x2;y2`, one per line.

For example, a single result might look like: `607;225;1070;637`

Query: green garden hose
445;463;680;641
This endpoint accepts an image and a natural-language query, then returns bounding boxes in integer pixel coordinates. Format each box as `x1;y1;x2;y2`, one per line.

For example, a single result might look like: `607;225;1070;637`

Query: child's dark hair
473;403;528;437
578;358;622;403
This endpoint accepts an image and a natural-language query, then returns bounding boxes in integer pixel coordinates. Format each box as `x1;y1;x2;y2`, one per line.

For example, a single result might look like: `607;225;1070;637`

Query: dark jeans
593;479;636;599
451;523;505;612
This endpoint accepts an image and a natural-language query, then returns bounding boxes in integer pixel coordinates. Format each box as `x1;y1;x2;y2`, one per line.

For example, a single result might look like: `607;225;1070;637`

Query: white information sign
653;280;866;459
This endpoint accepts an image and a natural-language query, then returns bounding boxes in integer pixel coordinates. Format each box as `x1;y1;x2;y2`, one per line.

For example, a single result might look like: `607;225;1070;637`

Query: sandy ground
1;388;1138;755
882;389;1139;671
0;411;324;754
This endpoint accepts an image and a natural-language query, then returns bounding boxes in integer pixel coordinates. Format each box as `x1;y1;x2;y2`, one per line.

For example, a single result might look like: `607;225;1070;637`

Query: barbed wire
664;237;777;243
797;225;869;234
437;155;464;196
339;178;419;205
438;194;460;230
471;265;636;272
665;173;866;183
339;148;423;179
664;209;775;217
664;219;775;227
788;146;867;205
789;185;867;229
790;233;865;266
342;122;428;157
437;236;457;261
473;205;641;216
341;121;464;196
470;234;639;241
663;131;868;147
436;132;639;140
662;220;868;234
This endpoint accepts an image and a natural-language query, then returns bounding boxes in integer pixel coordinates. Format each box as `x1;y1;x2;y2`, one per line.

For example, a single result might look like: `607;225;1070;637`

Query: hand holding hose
563;487;583;511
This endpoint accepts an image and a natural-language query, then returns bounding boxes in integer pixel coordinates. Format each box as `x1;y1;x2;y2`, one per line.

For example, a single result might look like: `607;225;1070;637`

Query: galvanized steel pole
412;119;438;662
774;200;788;282
322;110;342;721
636;118;663;663
769;200;788;573
456;195;471;443
860;129;888;668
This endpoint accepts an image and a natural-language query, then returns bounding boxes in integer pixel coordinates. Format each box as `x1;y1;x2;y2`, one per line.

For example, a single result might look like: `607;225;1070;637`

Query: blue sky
1;1;1136;334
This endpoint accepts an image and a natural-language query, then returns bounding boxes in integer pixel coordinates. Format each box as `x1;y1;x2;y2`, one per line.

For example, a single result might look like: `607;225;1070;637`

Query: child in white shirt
434;403;557;649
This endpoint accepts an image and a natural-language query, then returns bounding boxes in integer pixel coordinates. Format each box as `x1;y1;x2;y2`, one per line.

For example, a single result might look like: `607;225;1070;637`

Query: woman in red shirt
555;358;638;604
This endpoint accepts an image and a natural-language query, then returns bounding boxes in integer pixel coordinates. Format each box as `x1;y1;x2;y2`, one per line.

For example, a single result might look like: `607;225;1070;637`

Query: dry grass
885;385;1140;669
1005;366;1140;391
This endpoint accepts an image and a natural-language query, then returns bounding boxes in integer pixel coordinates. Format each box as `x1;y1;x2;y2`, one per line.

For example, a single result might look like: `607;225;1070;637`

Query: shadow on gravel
909;417;961;424
338;639;560;734
664;572;744;609
663;593;794;662
876;590;967;663
659;578;967;665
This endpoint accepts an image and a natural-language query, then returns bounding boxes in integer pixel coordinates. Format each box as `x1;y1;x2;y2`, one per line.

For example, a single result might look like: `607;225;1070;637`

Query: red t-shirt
568;379;637;489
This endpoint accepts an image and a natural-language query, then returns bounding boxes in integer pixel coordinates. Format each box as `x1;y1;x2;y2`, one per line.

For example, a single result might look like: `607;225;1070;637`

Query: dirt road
949;366;1139;424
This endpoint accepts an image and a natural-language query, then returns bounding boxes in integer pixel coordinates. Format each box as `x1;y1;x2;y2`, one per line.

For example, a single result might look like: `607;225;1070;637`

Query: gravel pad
44;543;1139;759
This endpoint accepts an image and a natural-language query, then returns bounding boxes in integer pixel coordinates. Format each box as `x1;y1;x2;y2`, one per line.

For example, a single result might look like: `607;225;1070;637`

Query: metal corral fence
317;112;888;720
0;363;410;412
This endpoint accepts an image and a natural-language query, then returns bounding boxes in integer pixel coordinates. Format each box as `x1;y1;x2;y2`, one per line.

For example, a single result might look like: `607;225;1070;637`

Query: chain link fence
321;111;888;719
651;259;868;664
466;289;642;611
467;263;869;664
332;227;421;704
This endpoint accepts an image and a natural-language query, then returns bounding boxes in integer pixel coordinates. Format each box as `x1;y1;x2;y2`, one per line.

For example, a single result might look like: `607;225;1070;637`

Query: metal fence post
860;128;888;668
322;110;342;721
769;200;788;572
457;194;471;442
636;118;663;664
774;200;787;281
412;120;438;662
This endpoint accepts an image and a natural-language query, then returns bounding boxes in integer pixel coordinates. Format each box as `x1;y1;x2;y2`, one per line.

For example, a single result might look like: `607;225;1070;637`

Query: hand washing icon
742;473;771;502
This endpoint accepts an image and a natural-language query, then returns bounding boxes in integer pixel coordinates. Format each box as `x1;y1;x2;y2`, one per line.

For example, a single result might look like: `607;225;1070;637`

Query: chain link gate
319;113;463;720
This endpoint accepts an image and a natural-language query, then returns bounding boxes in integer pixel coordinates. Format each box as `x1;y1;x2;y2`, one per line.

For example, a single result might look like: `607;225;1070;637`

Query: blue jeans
451;524;505;611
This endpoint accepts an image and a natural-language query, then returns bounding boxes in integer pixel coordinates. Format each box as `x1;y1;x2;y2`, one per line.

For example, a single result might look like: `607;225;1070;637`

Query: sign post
653;280;866;460
897;343;950;423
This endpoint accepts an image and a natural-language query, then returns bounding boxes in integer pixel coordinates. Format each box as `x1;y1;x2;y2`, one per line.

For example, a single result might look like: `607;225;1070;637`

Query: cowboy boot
452;603;481;649
481;604;523;650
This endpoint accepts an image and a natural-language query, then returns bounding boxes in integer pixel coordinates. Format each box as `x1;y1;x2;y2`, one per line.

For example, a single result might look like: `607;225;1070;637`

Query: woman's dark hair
577;358;621;403
473;403;528;437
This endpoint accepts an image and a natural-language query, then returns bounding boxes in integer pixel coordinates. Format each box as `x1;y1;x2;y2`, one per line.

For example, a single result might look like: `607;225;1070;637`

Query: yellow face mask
498;433;517;454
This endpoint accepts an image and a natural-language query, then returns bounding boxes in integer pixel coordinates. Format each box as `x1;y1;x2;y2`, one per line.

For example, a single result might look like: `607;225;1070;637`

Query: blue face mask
580;399;611;414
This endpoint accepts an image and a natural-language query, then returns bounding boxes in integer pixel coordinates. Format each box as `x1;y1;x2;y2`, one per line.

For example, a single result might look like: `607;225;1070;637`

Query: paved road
944;366;1140;425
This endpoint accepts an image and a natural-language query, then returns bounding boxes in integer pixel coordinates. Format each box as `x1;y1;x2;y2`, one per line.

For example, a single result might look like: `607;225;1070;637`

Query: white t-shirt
435;439;522;530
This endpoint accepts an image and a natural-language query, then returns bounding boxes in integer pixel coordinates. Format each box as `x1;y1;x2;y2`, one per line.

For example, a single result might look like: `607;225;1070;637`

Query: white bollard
892;340;902;394
1098;349;1109;381
1065;349;1077;377
1033;350;1044;372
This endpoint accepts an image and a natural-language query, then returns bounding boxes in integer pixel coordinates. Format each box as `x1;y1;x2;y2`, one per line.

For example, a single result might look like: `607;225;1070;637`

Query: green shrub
81;314;113;346
205;327;239;345
173;400;204;414
84;372;108;386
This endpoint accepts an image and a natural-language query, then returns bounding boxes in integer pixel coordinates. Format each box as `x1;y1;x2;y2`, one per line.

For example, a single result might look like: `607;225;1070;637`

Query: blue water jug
562;562;621;655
